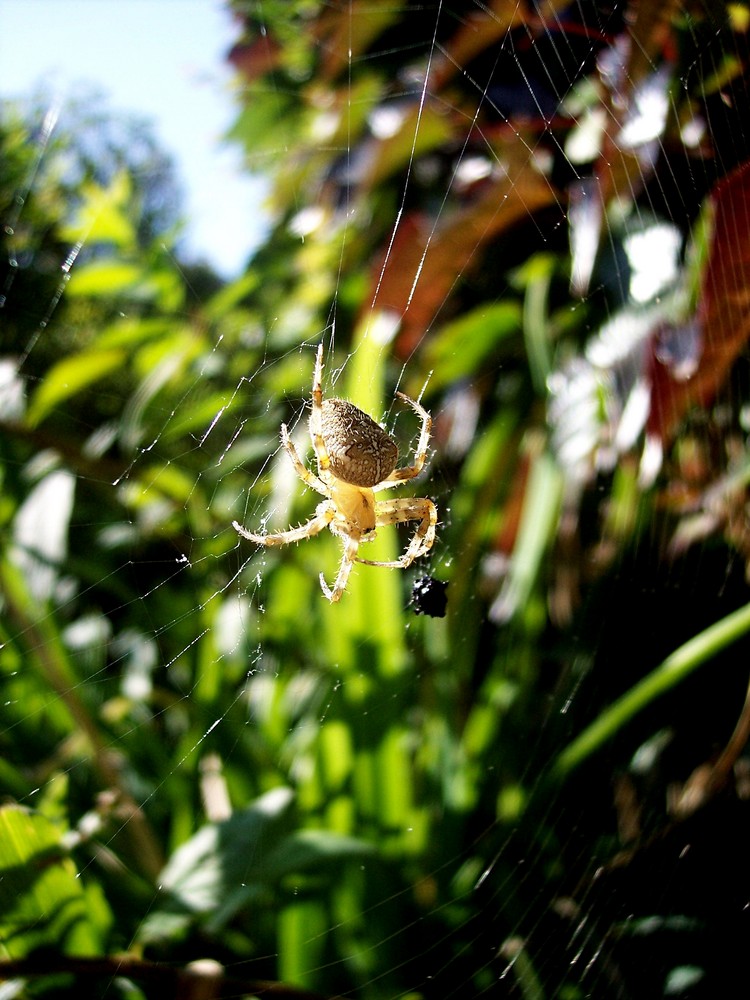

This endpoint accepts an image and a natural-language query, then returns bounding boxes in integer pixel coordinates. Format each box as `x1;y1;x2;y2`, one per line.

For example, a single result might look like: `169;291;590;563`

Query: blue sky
0;0;267;277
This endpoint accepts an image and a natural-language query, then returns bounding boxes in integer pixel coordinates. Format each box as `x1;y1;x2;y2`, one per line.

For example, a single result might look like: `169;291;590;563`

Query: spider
233;343;437;602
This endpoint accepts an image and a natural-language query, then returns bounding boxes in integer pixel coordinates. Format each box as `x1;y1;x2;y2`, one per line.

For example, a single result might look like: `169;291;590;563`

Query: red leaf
362;149;559;354
648;159;750;442
227;36;282;83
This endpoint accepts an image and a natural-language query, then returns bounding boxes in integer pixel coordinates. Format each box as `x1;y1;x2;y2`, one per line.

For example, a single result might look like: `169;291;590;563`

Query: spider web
2;1;750;998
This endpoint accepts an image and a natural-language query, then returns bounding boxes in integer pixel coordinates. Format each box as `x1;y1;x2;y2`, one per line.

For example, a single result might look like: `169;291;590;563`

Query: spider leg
233;501;334;546
280;423;328;495
320;532;360;603
376;391;432;488
356;497;437;567
310;343;334;478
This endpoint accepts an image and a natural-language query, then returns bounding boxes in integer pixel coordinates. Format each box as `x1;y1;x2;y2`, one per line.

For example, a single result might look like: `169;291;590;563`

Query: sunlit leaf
424;302;521;392
278;898;328;989
490;445;564;624
61;173;135;248
27;348;126;426
66;260;144;297
0;805;105;959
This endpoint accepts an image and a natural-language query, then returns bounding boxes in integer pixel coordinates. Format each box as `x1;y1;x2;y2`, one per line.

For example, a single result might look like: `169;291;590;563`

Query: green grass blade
554;600;750;778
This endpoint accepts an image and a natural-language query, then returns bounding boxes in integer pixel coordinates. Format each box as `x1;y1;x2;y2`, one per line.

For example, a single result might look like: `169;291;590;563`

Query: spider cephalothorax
233;343;437;602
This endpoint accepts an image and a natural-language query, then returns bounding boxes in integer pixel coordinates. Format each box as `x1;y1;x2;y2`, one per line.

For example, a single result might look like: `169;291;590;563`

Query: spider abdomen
320;398;398;487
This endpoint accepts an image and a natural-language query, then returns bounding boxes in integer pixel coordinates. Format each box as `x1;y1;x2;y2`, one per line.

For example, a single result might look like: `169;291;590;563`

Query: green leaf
263;828;375;879
490;446;563;624
139;787;375;941
205;271;259;318
0;805;105;958
96;317;182;350
424;302;522;392
156;391;242;442
228;89;299;163
278;898;328;989
61;173;136;248
554;599;750;778
138;787;295;940
66;260;145;297
27;348;126;426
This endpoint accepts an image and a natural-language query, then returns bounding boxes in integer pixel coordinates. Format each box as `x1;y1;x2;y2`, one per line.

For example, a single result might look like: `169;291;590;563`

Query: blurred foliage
3;1;750;998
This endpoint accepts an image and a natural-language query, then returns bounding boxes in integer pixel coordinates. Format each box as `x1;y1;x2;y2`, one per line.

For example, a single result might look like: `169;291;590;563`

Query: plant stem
554;600;750;778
